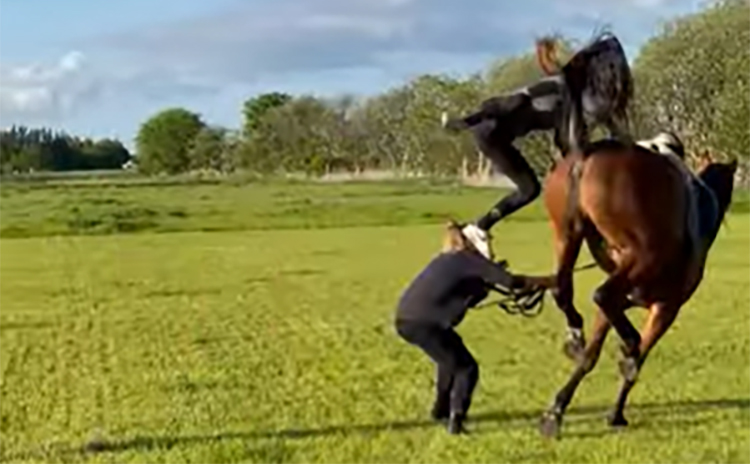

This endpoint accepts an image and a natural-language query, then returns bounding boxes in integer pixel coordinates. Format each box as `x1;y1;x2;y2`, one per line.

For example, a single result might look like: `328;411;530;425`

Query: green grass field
1;179;748;463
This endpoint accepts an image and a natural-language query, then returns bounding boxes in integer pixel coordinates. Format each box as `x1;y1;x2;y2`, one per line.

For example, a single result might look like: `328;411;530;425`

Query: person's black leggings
395;319;479;418
471;120;542;231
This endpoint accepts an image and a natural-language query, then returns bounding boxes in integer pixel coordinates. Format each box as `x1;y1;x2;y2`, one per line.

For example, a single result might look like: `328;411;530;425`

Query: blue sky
0;0;706;149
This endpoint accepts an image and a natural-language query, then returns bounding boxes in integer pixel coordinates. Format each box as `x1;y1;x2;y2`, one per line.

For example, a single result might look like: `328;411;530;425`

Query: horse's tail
535;36;562;75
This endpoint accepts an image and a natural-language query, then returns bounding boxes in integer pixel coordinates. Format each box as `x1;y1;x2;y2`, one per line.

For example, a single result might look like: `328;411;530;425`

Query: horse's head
694;150;713;171
698;156;738;220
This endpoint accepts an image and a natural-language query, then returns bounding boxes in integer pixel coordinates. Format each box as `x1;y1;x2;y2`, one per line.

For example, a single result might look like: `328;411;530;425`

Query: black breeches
395;319;479;416
452;87;556;231
472;122;541;231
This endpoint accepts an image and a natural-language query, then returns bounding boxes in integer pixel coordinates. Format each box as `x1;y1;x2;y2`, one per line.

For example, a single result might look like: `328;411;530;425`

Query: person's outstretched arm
462;251;523;289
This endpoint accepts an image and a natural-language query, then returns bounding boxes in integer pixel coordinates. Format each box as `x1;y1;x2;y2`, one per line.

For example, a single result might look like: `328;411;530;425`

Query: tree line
0;126;132;174
4;0;747;179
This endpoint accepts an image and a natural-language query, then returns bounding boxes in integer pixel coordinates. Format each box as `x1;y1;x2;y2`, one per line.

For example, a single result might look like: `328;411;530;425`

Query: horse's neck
693;179;722;245
654;152;722;259
654;150;693;181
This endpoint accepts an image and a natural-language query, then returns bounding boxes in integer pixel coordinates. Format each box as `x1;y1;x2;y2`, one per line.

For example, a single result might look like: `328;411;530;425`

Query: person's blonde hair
442;219;473;253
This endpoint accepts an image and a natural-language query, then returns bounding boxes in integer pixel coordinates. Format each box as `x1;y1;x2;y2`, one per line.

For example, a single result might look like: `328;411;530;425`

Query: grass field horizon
1;178;748;463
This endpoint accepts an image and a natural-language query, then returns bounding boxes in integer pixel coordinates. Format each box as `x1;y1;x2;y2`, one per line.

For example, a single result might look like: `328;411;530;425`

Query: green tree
248;95;341;175
0;126;132;174
242;92;292;136
135;108;205;174
82;139;131;169
401;74;484;176
632;0;750;163
188;126;229;171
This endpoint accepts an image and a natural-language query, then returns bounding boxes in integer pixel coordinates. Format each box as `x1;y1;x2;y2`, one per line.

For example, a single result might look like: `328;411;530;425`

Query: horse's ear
728;157;738;171
695;150;712;170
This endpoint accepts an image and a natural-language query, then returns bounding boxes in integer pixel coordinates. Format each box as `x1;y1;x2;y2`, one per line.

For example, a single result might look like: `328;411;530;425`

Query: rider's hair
535;35;562;75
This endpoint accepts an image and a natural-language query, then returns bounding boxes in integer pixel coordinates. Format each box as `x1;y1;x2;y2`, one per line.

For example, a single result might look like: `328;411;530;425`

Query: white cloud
0;50;220;125
628;0;672;8
0;51;100;120
94;0;693;87
97;0;539;84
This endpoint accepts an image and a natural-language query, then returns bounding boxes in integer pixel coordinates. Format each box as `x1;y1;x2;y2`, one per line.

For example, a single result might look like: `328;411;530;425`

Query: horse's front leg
551;226;586;361
540;309;611;438
608;302;679;427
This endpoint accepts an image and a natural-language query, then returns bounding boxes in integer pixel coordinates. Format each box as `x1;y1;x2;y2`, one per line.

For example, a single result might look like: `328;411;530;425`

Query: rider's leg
461;127;541;256
442;93;528;131
443;76;563;132
475;135;542;230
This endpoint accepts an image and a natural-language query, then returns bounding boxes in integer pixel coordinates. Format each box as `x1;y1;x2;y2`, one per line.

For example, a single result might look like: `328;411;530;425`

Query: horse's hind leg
608;302;679;427
592;268;640;380
540;309;611;438
584;223;616;274
551;224;586;361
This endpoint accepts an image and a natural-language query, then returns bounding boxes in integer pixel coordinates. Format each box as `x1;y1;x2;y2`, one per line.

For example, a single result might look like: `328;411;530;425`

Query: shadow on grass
0;321;54;332
6;397;747;461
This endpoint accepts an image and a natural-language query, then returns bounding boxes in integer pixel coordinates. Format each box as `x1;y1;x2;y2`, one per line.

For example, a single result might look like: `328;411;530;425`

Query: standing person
441;32;633;258
394;220;549;434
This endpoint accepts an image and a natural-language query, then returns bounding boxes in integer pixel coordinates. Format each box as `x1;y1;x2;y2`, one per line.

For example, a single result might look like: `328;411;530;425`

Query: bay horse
538;138;737;438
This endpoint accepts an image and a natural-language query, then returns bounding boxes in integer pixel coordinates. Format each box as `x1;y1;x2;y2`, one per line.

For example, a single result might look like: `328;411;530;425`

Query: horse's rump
571;143;690;282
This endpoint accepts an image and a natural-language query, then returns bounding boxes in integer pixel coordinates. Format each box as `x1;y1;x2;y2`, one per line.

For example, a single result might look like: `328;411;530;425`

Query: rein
476;261;598;317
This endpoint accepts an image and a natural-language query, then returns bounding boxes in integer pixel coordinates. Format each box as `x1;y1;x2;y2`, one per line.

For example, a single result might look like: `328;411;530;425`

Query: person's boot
441;112;470;132
447;412;468;435
430;400;450;423
461;223;491;259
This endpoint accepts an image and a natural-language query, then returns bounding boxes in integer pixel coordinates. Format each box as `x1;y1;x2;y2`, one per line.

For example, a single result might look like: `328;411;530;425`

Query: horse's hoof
539;411;562;439
618;355;639;382
607;412;629;428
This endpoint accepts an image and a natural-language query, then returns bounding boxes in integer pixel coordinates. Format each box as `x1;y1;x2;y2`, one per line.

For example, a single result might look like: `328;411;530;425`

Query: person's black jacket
395;250;522;328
